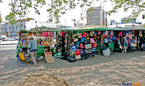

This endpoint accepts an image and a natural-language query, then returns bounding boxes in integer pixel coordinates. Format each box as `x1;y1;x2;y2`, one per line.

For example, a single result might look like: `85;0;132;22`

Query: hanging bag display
85;44;92;49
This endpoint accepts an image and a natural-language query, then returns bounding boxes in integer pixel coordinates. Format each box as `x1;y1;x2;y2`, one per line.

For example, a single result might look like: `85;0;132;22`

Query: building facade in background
121;18;137;24
1;18;61;37
86;7;107;26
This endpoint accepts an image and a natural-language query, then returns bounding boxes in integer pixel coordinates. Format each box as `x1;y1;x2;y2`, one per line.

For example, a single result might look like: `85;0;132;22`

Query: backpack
90;38;96;44
92;43;97;48
92;48;97;52
81;37;86;43
71;45;77;51
112;35;116;40
85;49;92;54
81;54;88;60
78;49;85;55
79;43;85;48
84;39;90;44
75;50;80;55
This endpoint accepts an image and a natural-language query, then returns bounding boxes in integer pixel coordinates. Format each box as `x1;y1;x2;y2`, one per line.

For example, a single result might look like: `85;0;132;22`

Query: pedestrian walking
28;37;38;65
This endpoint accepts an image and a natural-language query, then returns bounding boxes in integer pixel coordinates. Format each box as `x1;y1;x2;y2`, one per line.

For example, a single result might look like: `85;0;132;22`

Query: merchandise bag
66;56;76;62
90;31;94;36
92;48;97;53
82;32;87;37
75;50;80;55
112;35;116;40
79;43;85;49
78;49;85;55
93;31;97;37
92;43;97;48
78;33;82;38
84;39;90;44
98;31;101;36
70;48;75;56
85;44;92;49
80;37;86;43
102;48;110;57
90;38;96;44
85;49;92;54
81;54;88;60
71;45;77;51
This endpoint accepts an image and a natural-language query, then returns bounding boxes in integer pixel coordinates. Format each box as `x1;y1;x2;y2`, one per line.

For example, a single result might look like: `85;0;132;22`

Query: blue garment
28;40;38;52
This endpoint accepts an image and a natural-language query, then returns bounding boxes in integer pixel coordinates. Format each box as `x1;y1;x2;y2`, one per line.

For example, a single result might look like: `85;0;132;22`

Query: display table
19;46;54;57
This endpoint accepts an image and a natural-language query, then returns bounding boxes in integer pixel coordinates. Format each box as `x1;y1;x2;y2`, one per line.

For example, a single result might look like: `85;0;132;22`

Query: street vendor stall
16;29;56;65
53;27;145;62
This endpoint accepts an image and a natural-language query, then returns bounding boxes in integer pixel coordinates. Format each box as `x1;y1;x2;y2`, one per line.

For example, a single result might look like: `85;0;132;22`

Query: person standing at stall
28;37;38;65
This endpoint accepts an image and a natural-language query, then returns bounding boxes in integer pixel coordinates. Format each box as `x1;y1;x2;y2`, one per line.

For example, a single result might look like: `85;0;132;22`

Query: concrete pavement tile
25;74;31;77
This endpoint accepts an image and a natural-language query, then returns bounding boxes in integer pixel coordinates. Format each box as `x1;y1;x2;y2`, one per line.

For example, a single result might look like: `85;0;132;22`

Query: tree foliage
109;0;145;21
0;0;145;24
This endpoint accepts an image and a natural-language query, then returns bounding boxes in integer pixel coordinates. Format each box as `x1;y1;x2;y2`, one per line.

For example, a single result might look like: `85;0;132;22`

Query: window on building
12;26;14;30
16;26;17;30
142;15;145;19
24;25;26;28
9;27;11;30
5;27;7;30
2;28;3;31
35;21;37;23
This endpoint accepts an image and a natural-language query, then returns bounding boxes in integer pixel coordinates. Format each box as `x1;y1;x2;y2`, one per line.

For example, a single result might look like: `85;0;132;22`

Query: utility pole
71;19;76;26
132;18;134;27
0;11;2;38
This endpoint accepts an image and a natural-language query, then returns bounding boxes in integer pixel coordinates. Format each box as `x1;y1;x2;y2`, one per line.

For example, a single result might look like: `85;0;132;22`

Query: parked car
9;36;15;41
5;37;10;41
2;37;6;41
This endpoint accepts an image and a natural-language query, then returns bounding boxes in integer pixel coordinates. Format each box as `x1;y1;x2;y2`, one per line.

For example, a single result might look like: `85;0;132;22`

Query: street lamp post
71;19;76;26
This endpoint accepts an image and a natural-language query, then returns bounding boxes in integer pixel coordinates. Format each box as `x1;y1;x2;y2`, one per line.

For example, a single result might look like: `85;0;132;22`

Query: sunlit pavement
0;50;145;86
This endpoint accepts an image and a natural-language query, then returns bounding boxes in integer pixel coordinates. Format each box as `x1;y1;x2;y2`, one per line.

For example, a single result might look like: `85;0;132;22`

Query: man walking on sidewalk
28;37;38;65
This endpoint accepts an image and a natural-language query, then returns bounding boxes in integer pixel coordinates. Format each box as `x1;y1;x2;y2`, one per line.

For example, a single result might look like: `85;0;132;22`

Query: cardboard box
75;55;81;60
45;57;55;63
44;52;52;58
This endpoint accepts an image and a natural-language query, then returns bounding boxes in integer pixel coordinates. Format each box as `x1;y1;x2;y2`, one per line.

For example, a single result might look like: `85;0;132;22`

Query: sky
0;0;134;26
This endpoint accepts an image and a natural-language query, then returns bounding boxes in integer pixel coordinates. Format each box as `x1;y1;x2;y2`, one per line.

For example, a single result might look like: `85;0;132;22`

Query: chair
36;46;44;61
17;53;30;66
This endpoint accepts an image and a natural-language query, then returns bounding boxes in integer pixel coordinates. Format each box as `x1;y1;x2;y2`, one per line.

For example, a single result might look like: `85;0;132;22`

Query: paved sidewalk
0;50;145;86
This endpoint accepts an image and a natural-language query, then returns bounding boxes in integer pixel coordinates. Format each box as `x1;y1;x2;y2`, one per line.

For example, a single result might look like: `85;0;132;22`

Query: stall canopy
51;27;145;32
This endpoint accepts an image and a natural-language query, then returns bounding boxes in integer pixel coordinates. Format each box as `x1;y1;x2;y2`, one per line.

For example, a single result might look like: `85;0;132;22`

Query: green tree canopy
0;0;145;23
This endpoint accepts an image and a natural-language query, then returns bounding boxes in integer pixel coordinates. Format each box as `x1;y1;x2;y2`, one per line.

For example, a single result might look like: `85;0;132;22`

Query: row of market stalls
16;27;145;63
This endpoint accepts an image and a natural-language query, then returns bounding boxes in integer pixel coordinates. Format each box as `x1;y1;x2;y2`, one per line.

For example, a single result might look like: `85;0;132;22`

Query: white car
9;37;15;41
